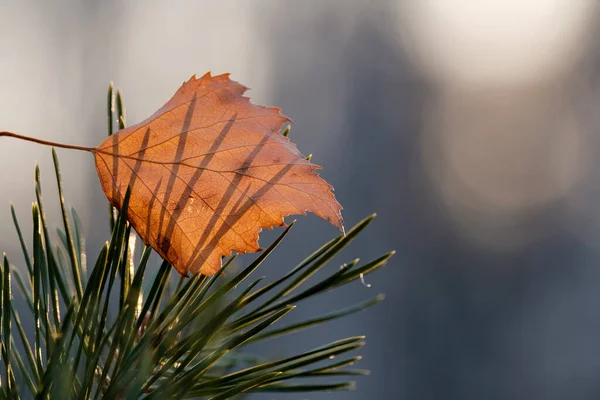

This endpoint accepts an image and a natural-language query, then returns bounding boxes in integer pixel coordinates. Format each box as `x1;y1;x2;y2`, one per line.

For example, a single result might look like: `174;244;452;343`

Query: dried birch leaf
93;73;343;276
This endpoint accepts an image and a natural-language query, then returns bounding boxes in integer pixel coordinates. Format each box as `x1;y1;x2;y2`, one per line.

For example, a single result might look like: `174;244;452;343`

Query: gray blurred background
2;0;600;399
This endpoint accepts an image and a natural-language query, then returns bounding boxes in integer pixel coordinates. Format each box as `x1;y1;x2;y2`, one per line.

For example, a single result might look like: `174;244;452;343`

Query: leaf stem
0;131;95;153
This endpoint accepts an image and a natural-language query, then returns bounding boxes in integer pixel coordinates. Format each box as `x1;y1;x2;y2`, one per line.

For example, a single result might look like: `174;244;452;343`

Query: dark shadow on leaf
126;128;151;192
156;94;198;251
186;132;293;274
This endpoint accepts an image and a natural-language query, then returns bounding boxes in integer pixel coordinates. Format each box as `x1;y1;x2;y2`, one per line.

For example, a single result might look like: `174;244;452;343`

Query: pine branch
0;82;394;399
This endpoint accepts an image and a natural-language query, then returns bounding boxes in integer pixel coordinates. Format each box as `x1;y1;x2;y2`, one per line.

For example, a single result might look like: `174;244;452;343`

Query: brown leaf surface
93;73;343;276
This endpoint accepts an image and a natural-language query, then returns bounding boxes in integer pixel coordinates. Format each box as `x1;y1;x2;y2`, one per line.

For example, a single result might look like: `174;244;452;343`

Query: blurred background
2;0;600;398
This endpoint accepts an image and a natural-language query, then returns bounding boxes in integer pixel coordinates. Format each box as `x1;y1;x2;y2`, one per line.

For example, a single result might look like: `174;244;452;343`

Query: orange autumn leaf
93;73;343;276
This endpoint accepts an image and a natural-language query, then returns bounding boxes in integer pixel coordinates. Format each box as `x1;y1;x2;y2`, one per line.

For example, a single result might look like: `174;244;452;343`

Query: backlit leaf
93;73;343;276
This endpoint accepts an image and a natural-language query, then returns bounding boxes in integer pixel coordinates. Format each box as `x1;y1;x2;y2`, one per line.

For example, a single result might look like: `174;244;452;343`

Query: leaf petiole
0;131;95;153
